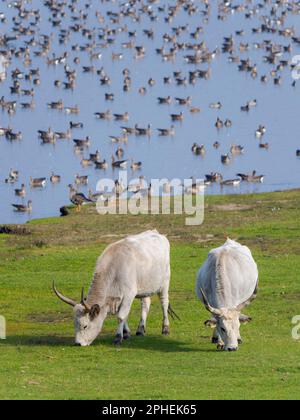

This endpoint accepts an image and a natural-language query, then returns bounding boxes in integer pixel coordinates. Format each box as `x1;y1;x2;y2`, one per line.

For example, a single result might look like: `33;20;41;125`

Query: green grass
1;190;300;400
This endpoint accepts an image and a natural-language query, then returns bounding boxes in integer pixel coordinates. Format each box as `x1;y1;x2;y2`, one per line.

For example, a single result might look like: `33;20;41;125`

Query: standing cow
53;230;176;346
196;239;258;351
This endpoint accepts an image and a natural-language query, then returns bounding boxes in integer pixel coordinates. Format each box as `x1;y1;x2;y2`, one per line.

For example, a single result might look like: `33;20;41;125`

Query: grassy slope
0;190;300;400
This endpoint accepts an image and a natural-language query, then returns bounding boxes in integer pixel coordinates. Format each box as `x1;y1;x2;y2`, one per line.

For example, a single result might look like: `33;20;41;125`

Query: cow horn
53;281;77;307
235;281;258;312
81;287;91;312
200;288;222;316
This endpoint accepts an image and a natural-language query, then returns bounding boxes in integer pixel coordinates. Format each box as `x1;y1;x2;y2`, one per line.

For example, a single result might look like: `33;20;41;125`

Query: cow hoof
136;327;145;337
217;344;224;351
123;331;131;341
114;334;123;346
162;326;170;336
211;337;219;344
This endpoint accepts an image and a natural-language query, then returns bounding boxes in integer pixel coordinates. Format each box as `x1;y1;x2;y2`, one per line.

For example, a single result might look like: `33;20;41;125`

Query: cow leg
114;319;125;345
114;297;134;345
159;289;170;335
123;320;131;340
136;297;151;336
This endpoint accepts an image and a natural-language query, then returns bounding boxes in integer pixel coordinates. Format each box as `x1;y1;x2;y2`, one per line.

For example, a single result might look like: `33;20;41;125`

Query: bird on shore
68;185;92;212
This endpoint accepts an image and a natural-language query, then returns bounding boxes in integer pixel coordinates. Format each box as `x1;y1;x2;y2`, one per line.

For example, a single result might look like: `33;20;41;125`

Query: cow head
53;283;118;347
201;284;258;351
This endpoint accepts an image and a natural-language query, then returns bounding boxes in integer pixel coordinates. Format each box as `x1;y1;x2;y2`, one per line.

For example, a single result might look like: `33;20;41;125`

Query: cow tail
168;304;181;321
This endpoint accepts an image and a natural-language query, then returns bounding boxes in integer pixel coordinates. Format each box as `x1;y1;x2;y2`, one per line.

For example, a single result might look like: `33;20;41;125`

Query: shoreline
1;187;299;228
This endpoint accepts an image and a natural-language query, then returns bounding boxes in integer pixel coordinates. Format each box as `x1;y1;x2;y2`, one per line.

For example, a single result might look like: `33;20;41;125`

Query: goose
296;150;300;157
259;142;269;150
131;159;142;171
113;180;126;195
48;100;64;110
210;102;222;109
237;171;264;183
21;100;35;109
213;141;221;149
157;96;172;105
30;177;46;188
47;170;60;184
68;185;92;212
6;130;22;141
138;87;147;95
191;143;205;155
220;178;241;187
109;135;128;143
73;136;91;147
111;156;127;169
89;190;112;203
248;99;257;107
135;124;152;137
255;125;266;139
221;154;231;165
120;126;136;135
38;128;55;142
114;112;129;121
105;93;114;101
157;126;175;137
116;147;124;159
12;200;32;213
70;121;84;129
81;158;93;167
170;112;184;122
205;173;223;183
127;176;146;193
230;145;244;155
14;184;26;197
21;89;35;97
95;110;112;120
175;96;192;106
185;178;207;194
89;150;101;162
95;160;108;170
225;119;232;128
0;127;9;136
55;129;72;140
6;169;19;183
65;105;79;114
215;118;223;129
75;174;88;185
241;104;250;112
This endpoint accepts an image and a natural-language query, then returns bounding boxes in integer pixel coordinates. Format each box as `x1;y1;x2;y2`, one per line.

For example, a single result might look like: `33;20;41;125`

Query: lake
0;0;300;224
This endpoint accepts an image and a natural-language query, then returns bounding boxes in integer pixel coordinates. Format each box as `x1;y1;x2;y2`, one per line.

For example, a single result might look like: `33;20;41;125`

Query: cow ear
89;304;100;320
204;318;217;328
239;314;252;324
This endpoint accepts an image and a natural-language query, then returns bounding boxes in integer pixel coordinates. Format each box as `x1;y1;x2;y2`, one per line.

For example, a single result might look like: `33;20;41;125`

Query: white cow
54;230;176;346
196;239;258;351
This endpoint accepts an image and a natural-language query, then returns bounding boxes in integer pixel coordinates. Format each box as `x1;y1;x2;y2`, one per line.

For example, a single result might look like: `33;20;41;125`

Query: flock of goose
0;0;300;217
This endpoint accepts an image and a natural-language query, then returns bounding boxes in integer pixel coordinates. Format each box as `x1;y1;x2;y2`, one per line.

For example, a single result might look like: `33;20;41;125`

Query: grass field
0;190;300;400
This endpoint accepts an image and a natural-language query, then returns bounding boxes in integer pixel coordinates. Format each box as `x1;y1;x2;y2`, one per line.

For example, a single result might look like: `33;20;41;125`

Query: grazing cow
54;230;177;347
196;239;258;351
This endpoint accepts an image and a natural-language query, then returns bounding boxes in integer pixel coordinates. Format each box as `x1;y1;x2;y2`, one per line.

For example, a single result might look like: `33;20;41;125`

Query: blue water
0;0;299;224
